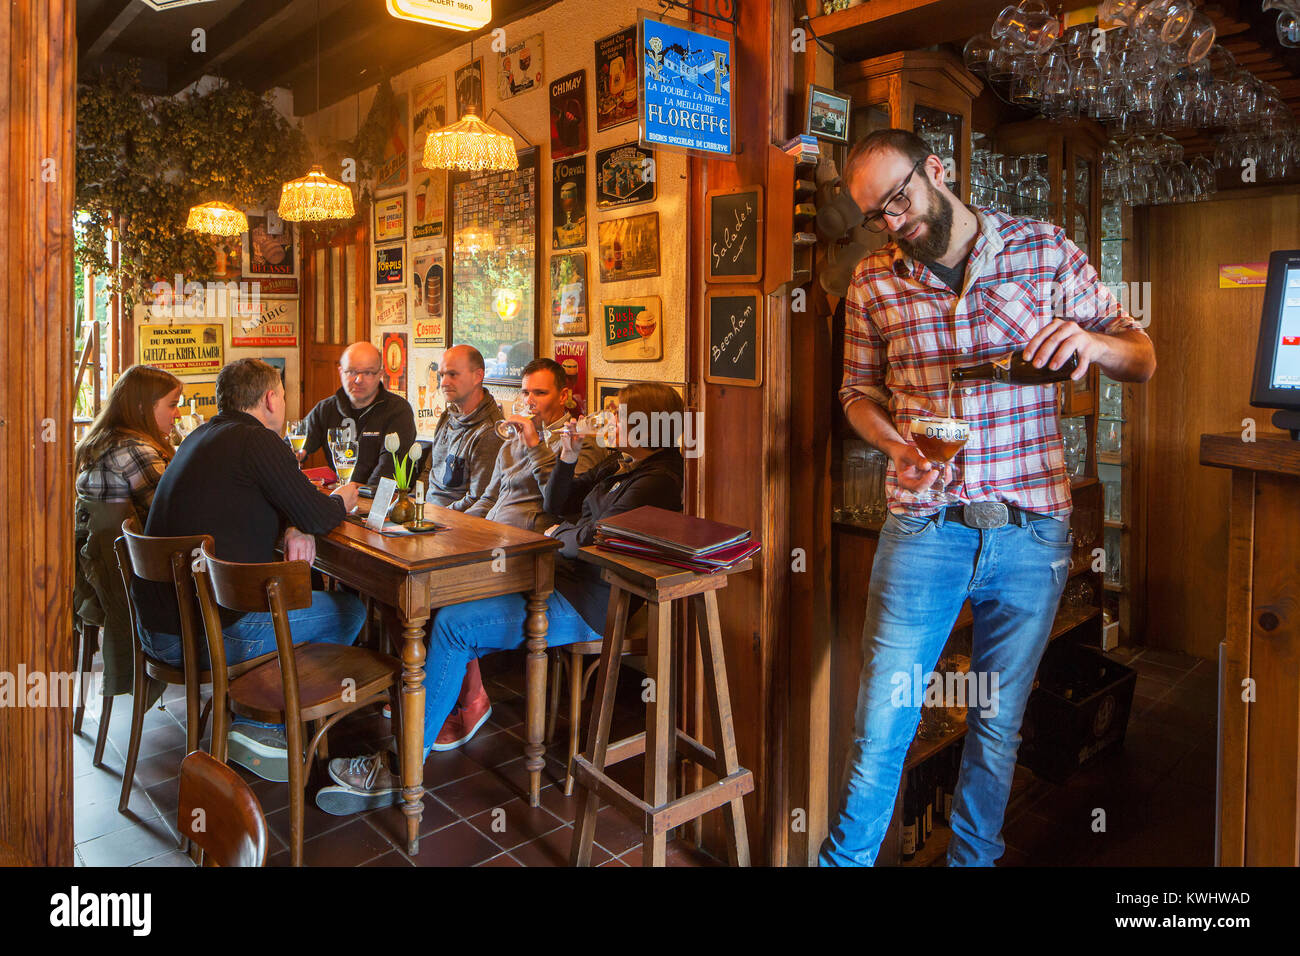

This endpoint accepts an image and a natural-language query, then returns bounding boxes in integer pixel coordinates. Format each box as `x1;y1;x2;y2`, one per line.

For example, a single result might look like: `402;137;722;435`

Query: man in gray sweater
422;345;504;511
466;358;606;531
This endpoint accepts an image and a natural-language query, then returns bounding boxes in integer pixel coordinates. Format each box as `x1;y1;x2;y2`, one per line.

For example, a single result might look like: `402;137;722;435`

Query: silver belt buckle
964;502;1009;529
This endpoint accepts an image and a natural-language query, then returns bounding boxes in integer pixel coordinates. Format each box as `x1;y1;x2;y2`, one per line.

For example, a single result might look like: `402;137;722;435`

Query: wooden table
313;503;559;854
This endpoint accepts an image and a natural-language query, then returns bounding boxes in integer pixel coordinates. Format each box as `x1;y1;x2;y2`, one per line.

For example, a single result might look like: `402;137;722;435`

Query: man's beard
893;180;954;263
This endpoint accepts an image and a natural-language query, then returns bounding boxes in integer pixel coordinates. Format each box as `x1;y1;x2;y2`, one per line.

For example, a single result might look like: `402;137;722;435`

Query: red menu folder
595;506;751;557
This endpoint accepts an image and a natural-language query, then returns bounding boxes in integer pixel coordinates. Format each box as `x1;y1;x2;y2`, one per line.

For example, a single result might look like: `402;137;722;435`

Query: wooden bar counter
1200;432;1300;866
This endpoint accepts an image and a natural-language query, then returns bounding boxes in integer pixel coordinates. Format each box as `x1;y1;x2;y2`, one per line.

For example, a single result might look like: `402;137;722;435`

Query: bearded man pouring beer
820;129;1155;867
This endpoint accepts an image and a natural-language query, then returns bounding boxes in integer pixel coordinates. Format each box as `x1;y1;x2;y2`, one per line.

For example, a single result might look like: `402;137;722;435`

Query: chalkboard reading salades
706;185;761;283
706;291;761;386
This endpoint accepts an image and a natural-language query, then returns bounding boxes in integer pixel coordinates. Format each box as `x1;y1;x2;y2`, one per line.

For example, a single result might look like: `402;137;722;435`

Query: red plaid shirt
840;208;1147;519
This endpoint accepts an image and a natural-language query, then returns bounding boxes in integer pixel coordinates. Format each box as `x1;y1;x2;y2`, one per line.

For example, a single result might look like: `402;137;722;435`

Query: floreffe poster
639;15;733;157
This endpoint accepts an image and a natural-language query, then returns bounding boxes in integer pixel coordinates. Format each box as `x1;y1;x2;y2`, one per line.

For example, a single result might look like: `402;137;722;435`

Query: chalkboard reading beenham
708;294;759;385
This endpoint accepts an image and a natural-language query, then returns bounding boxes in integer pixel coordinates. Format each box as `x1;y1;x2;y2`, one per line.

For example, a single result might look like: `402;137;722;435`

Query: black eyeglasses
863;160;925;233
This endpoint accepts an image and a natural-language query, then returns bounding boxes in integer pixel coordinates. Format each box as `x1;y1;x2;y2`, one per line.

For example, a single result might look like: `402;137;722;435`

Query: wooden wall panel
0;0;77;865
1142;189;1300;660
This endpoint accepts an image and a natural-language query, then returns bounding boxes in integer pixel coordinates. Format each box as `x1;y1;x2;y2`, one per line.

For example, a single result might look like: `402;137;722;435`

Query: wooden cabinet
1199;434;1300;866
837;50;982;204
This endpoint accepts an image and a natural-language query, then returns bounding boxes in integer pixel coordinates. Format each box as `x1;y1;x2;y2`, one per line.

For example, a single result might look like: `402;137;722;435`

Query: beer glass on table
333;440;359;484
903;415;971;506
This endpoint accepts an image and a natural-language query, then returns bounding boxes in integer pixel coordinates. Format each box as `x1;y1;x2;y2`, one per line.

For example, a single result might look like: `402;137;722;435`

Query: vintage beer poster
595;25;637;131
549;70;587;160
412;245;446;347
602;295;661;361
373;291;408;326
552;157;587;250
596;141;656;207
244;214;295;277
454;58;483;119
411;76;447;172
411;166;446;239
232;299;298;348
597;211;660;282
374;193;406;243
382;331;408;396
178;380;217;418
377;92;409;190
639;16;735;156
554;340;588;416
498;33;544;100
375;243;405;287
550;252;588;336
138;324;224;374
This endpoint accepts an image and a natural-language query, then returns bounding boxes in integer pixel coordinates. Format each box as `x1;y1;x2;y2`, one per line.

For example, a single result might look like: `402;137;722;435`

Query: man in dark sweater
297;341;416;483
137;358;364;781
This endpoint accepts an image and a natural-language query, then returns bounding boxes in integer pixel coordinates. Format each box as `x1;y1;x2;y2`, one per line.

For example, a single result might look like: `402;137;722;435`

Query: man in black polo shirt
136;358;364;781
297;341;416;483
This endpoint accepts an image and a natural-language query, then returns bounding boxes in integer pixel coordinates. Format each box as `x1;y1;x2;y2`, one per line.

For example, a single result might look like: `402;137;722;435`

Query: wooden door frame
0;0;77;865
299;219;371;418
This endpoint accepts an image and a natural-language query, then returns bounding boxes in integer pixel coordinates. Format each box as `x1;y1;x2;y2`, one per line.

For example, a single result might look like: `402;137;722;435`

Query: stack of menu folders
594;506;761;574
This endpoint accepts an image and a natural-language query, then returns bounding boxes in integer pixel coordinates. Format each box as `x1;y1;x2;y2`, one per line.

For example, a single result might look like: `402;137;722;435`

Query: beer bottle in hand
951;348;1079;384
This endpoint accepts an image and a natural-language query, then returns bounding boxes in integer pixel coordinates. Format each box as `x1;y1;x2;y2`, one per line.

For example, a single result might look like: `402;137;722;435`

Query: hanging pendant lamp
185;200;248;236
278;0;356;223
423;105;519;172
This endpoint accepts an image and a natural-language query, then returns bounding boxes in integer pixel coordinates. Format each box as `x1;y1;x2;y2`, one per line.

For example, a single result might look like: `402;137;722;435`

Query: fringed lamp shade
422;108;519;172
185;201;248;236
277;165;356;222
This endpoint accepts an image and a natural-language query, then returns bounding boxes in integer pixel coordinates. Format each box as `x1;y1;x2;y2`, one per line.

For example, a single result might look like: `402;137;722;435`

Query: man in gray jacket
466;358;607;531
423;345;504;510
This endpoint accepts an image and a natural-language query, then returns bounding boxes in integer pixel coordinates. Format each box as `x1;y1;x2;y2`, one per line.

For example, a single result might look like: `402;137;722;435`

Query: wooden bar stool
569;548;754;867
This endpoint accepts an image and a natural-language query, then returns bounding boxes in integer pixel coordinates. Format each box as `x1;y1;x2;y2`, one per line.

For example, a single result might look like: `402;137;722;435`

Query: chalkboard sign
706;185;762;283
706;290;762;387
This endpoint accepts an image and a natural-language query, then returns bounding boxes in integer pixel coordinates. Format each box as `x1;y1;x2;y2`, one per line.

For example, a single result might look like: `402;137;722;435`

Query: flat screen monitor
1251;250;1300;436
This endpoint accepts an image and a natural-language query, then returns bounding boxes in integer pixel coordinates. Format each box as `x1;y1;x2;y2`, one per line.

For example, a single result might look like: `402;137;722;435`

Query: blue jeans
421;591;601;758
819;508;1072;867
141;591;366;729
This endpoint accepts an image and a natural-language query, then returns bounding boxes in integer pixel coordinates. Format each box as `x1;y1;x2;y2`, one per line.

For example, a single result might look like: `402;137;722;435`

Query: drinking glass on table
286;420;308;467
332;440;359;484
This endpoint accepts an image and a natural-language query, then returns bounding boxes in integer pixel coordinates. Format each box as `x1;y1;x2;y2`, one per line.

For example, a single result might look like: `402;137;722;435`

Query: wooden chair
114;518;248;816
177;750;268;867
569;549;754;867
72;620;112;765
545;606;648;796
193;542;404;867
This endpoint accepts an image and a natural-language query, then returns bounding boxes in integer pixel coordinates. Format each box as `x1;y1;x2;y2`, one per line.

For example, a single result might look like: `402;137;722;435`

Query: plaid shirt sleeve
1050;230;1147;337
838;272;892;413
121;440;168;518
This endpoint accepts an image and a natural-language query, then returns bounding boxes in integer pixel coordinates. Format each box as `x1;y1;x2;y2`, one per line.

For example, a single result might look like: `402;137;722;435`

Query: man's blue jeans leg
818;510;1071;867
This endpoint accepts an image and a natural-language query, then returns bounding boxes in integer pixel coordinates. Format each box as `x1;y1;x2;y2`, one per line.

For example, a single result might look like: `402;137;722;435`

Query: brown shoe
315;753;401;815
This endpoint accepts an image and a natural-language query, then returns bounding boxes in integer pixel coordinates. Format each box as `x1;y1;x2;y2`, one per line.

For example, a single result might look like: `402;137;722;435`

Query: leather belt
944;502;1052;529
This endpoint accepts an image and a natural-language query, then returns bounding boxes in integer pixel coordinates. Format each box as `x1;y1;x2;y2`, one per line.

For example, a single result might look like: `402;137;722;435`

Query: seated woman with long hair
316;382;686;813
73;364;184;712
75;364;184;525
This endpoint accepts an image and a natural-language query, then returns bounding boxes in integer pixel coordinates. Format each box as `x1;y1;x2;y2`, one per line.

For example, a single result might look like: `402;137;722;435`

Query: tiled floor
72;650;720;867
73;644;1215;867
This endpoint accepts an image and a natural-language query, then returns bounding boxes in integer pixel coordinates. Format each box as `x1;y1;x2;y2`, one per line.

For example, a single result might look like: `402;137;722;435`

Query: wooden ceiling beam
80;0;145;62
165;0;322;94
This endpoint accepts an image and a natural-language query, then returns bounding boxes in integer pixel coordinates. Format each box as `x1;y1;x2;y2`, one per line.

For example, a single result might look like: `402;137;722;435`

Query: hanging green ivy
77;69;397;305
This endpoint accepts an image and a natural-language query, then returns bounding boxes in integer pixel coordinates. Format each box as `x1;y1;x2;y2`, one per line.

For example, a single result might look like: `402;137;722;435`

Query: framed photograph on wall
596;211;659;283
594;377;685;413
449;146;539;384
807;84;851;143
374;193;406;243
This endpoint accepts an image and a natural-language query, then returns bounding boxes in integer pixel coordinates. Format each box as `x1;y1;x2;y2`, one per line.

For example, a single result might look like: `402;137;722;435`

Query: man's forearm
845;398;908;456
1095;329;1156;383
